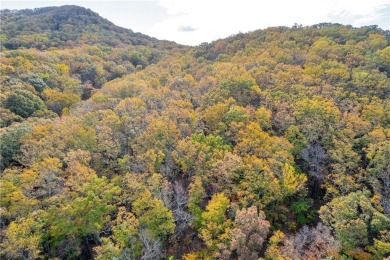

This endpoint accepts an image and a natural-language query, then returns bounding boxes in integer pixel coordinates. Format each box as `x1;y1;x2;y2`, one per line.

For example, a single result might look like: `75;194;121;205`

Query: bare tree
281;223;340;259
172;181;193;256
140;230;162;260
216;206;270;260
301;143;328;182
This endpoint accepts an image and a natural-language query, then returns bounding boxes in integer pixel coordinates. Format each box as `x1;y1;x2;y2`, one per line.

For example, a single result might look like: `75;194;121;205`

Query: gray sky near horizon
1;0;389;46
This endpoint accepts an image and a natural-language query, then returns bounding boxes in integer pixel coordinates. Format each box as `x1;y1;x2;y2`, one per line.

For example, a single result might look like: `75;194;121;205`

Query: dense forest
0;5;390;260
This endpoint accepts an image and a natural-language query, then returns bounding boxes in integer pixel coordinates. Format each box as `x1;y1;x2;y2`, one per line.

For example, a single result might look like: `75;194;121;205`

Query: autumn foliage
1;6;390;259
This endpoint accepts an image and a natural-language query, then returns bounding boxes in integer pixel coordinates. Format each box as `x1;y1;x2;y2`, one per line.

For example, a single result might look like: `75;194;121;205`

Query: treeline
0;8;389;259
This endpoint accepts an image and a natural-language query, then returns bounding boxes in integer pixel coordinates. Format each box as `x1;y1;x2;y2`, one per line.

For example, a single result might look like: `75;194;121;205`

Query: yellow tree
1;210;47;259
199;193;232;253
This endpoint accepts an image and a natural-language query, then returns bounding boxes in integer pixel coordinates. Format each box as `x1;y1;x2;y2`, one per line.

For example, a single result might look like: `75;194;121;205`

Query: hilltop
0;5;178;49
0;5;186;105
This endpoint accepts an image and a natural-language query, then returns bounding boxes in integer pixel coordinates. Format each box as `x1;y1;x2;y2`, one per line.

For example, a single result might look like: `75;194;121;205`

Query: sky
1;0;389;46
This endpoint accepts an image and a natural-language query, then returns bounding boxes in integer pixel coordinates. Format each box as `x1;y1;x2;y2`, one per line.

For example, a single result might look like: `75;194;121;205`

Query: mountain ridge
0;5;180;50
3;5;389;50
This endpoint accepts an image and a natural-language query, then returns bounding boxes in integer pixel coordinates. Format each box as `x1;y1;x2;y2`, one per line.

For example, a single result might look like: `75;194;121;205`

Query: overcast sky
1;0;389;46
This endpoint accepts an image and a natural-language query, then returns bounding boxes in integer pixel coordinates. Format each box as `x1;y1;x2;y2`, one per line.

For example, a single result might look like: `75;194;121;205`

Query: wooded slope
1;6;389;259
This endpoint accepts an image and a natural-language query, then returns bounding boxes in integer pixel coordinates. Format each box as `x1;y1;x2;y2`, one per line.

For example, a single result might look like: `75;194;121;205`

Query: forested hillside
0;5;178;49
1;6;390;260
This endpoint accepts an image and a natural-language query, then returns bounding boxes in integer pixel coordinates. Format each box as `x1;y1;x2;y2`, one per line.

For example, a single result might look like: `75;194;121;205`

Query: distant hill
0;5;185;103
195;23;390;61
0;5;178;49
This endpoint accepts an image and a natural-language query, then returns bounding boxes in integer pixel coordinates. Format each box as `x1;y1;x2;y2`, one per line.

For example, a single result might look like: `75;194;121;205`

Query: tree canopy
1;6;389;259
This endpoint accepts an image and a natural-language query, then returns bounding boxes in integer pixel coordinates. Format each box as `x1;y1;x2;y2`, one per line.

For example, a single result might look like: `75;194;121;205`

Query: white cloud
147;0;389;45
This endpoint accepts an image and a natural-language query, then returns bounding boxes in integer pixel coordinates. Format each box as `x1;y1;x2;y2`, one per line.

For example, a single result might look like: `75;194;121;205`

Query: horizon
1;0;389;46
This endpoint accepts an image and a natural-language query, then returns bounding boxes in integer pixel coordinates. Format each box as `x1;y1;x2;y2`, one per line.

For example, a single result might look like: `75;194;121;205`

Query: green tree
187;176;206;228
132;191;175;241
319;191;390;250
0;121;32;170
48;177;120;257
4;89;46;118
